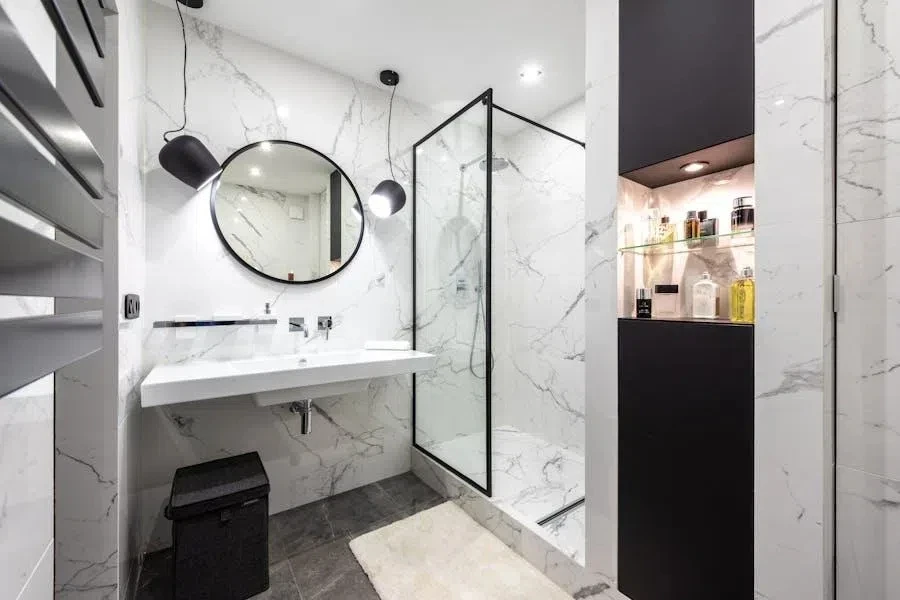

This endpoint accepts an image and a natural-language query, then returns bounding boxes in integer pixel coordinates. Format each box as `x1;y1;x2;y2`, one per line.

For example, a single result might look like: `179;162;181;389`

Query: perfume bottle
692;272;720;319
657;216;676;244
731;197;755;233
698;210;718;237
684;210;700;240
653;284;680;318
730;267;755;323
635;288;652;319
643;208;661;245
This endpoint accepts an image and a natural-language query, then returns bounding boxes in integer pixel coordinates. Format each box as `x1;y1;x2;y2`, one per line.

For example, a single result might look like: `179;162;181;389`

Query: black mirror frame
209;140;366;285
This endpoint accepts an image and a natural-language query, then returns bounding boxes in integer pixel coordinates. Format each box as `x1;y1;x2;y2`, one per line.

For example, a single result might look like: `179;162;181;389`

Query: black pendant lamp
369;70;406;218
159;0;220;189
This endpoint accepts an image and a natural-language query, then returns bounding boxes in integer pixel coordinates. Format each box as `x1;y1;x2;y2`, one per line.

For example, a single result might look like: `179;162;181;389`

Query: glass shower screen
413;90;492;494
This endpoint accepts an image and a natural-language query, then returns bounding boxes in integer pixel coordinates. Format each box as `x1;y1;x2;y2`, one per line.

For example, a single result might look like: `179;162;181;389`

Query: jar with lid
731;197;755;233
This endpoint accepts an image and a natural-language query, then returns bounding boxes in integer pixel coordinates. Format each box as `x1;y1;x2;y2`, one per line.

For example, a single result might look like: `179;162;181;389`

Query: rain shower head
479;156;510;172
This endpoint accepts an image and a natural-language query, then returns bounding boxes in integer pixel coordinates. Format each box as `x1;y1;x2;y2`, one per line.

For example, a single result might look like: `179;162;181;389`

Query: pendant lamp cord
387;83;397;180
162;0;189;142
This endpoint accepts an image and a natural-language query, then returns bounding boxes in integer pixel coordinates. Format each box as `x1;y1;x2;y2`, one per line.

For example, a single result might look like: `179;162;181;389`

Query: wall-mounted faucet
289;317;309;337
318;316;333;340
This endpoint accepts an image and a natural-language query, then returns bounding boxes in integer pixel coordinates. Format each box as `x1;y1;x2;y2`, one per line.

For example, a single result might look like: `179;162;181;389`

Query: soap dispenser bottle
729;267;755;323
692;272;720;319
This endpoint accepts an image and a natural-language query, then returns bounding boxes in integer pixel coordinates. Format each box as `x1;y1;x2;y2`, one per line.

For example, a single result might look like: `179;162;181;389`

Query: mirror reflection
212;141;364;283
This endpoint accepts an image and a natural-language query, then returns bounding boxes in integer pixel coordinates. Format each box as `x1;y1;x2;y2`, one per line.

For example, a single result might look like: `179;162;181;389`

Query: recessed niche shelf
618;230;754;256
619;316;754;327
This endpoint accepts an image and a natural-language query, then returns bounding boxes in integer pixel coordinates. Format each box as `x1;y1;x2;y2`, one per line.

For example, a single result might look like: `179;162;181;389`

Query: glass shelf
618;230;755;255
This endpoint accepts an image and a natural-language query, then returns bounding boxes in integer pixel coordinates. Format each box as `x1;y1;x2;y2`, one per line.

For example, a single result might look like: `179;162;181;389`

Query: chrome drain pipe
290;399;312;434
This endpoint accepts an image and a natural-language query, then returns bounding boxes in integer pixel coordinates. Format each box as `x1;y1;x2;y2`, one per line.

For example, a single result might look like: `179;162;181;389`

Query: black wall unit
618;318;753;600
619;0;754;175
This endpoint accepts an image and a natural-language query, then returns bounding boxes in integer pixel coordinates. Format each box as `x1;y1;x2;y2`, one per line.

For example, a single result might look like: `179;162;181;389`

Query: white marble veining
836;466;900;599
584;0;620;582
427;426;585;525
412;449;615;600
494;100;586;458
139;2;455;552
544;504;586;565
835;0;900;597
754;0;835;598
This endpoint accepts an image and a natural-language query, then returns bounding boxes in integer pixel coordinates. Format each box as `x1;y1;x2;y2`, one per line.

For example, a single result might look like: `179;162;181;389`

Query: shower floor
424;425;585;561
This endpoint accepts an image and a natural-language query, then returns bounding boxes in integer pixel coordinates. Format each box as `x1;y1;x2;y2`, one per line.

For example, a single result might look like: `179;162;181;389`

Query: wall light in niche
260;141;272;152
158;0;221;190
680;161;709;173
712;178;731;186
519;64;544;84
249;166;262;177
368;69;406;218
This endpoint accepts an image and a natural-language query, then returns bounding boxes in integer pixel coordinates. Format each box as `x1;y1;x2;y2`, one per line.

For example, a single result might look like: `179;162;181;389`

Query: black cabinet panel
618;318;753;600
619;0;754;174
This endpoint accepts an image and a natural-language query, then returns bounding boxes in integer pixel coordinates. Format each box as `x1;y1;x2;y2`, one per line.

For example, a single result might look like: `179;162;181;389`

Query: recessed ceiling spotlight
519;64;544;84
260;141;272;152
249;166;261;177
680;161;709;173
712;178;731;186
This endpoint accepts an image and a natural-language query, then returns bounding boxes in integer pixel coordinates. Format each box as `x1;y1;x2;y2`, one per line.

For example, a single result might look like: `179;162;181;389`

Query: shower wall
493;100;586;456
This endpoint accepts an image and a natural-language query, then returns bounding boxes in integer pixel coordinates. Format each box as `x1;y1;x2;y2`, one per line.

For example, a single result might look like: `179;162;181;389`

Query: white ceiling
155;0;585;129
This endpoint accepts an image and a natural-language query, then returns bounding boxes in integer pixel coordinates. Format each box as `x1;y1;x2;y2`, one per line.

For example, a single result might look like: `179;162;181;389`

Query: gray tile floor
135;472;444;599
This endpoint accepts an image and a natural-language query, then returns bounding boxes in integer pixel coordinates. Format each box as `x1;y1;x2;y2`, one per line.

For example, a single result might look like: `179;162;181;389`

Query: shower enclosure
413;89;586;557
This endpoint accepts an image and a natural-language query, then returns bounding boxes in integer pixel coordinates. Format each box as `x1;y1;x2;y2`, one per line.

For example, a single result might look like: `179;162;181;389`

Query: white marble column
754;0;835;598
835;0;900;598
584;0;620;583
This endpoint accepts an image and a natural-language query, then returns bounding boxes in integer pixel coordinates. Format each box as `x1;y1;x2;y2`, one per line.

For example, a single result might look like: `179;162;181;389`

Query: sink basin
140;349;437;408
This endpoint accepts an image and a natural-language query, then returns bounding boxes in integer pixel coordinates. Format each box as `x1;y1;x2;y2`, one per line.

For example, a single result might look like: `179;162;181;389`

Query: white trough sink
140;349;437;408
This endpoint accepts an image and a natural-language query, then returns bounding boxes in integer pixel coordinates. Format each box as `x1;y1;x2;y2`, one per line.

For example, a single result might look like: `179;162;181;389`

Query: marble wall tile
754;0;835;598
139;2;449;552
584;0;620;582
836;0;900;224
836;217;900;482
0;377;54;600
836;466;900;599
494;100;586;457
835;1;900;597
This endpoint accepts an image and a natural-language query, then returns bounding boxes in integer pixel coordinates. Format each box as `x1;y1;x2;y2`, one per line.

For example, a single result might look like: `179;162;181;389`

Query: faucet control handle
289;317;309;337
317;316;333;340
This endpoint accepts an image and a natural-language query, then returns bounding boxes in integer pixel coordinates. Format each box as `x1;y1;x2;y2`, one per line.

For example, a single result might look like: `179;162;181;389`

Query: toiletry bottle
653;284;680;318
657;216;676;244
644;209;661;245
684;210;700;246
730;266;755;323
698;210;719;238
635;288;652;319
692;272;719;319
731;197;755;233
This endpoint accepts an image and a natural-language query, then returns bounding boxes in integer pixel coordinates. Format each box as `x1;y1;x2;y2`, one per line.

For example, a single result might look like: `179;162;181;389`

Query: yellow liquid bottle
730;267;755;323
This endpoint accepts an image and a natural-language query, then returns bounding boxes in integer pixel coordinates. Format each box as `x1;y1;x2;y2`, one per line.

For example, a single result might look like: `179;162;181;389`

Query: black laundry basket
166;452;270;600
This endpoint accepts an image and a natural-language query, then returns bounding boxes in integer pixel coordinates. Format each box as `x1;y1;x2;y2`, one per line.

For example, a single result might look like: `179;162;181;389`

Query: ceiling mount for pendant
379;70;400;87
177;0;204;8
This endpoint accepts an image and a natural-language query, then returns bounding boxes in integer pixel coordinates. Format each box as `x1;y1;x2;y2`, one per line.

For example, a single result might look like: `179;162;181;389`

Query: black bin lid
167;452;270;521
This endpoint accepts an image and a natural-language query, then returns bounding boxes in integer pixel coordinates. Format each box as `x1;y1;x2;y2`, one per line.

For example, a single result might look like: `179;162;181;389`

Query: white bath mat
349;501;572;600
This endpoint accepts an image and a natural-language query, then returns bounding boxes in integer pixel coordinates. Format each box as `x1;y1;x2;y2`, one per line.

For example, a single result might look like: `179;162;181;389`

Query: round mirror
211;141;364;284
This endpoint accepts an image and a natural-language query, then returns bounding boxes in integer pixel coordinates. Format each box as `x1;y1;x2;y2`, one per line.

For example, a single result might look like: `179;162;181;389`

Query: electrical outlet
124;294;141;320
